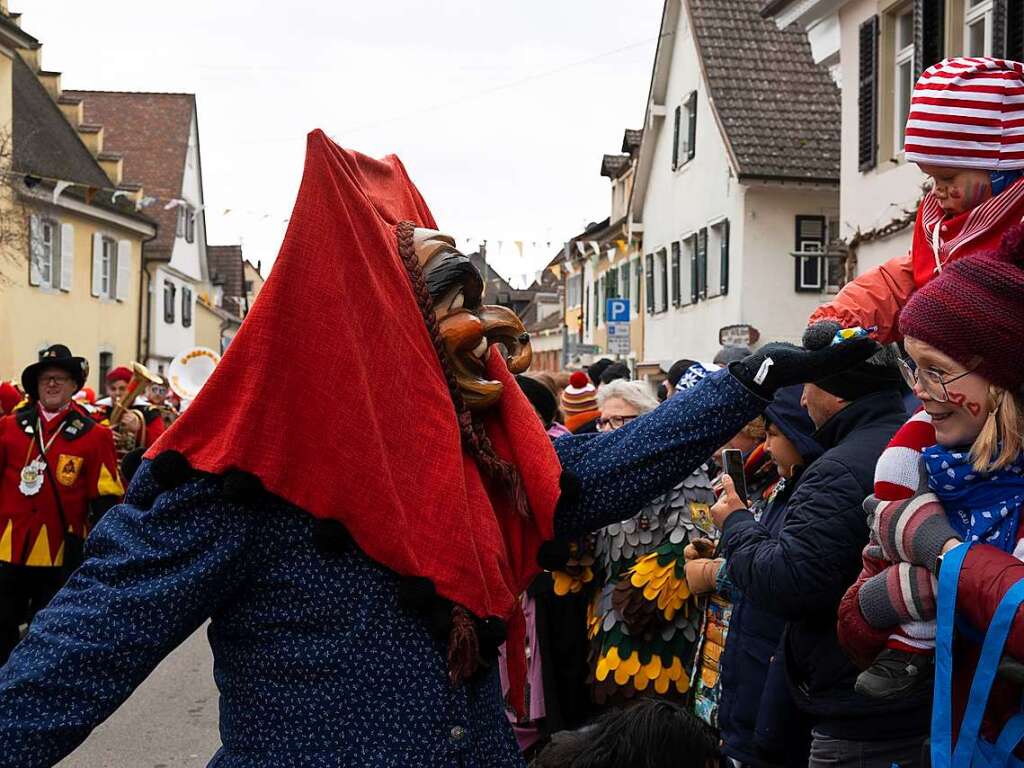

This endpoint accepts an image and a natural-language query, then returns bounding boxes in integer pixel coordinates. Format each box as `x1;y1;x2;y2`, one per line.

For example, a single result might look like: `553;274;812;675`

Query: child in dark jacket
686;385;822;767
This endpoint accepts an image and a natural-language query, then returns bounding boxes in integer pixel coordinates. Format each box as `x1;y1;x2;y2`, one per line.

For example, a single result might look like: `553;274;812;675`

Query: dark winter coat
721;390;929;741
718;385;821;767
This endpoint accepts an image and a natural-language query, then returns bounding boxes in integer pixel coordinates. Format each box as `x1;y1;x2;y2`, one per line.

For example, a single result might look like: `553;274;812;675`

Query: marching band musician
0;345;123;664
144;376;178;428
95;366;166;454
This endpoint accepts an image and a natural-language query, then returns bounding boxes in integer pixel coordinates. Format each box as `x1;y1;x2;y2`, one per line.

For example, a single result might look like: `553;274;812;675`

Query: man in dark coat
713;325;929;768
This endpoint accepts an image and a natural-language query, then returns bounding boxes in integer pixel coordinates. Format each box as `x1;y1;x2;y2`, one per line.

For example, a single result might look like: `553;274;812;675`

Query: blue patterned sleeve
553;370;768;539
0;466;253;768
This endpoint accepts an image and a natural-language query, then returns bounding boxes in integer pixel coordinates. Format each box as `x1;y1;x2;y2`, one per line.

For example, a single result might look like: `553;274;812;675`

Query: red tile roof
62;90;195;255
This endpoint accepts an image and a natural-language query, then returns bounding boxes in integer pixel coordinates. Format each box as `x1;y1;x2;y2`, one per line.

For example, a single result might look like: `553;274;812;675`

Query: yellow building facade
0;15;155;392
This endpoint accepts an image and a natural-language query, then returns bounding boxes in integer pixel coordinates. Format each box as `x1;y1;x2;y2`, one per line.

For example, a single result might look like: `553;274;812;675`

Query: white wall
838;0;927;274
149;266;197;371
637;0;838;363
168;111;206;282
151;108;207;365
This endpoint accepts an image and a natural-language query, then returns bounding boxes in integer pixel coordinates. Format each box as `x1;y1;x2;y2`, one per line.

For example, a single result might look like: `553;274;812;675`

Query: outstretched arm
554;370;766;538
0;466;253;768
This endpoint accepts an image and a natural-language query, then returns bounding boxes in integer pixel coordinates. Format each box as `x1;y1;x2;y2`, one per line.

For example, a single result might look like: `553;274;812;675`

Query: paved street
57;627;221;768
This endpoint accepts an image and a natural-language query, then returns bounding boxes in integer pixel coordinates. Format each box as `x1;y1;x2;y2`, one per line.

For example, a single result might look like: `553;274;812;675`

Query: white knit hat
905;57;1024;170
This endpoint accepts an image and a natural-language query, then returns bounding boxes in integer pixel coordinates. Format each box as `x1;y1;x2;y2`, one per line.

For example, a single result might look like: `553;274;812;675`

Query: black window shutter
697;228;708;299
914;0;944;76
858;17;879;172
994;0;1008;58
720;219;730;296
689;239;698;304
593;281;600;327
687;92;697;161
672;106;681;170
671;242;681;306
659;249;668;311
645;254;655;315
1007;0;1024;60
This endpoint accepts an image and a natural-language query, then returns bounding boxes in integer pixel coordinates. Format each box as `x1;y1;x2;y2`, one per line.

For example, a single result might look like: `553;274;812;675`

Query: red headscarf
147;130;560;710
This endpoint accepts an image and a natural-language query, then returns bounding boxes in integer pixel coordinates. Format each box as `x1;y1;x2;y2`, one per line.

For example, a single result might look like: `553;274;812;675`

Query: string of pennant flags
9;167;632;287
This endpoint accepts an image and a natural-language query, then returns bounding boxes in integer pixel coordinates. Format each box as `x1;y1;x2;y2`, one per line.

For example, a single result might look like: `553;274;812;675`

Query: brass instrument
109;362;161;456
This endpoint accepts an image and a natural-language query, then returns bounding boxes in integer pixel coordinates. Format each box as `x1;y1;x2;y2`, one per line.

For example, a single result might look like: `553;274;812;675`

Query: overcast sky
22;1;663;286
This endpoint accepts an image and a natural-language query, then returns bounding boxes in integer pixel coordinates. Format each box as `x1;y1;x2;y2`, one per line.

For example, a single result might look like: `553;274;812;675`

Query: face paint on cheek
963;180;990;209
946;391;982;416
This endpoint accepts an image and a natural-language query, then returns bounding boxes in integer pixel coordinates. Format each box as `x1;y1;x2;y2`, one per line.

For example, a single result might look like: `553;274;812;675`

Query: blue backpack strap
991;713;1024;765
933;542;972;768
952;575;1024;766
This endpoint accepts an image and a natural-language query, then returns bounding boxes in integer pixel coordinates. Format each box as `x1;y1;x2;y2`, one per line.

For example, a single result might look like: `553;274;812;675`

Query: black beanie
515;375;557;429
802;322;901;400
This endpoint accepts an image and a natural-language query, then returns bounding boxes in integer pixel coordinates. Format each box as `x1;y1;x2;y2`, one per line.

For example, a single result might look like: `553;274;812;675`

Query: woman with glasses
837;231;1024;765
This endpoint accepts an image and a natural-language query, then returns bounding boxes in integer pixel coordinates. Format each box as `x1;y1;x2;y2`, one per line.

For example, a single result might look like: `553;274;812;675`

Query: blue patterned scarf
923;444;1024;553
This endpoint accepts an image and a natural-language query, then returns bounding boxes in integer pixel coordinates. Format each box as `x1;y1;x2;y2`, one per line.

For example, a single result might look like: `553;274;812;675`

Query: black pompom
396;576;436;612
537;539;571;571
221;470;264;504
150;450;193;490
802;320;840;351
427;598;453;644
554;471;582;517
477;616;507;662
311;519;352;556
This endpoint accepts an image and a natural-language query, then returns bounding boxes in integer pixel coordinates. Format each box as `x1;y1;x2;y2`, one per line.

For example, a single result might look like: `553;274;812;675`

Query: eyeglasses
40;375;72;387
896;357;976;403
149;386;168;395
596;414;638;432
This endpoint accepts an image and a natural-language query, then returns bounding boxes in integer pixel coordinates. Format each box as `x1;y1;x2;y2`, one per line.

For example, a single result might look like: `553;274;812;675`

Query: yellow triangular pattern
25;525;52;567
97;463;124;497
0;520;11;563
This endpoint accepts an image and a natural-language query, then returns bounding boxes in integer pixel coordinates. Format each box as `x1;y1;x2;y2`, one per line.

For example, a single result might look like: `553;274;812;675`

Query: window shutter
994;0;1008;57
175;206;185;238
1007;0;1024;60
671;242;681;307
697;228;708;299
593;281;599;327
686;92;697;161
91;233;104;297
914;0;945;75
645;254;655;315
28;214;42;286
689;239;698;304
115;240;132;301
672;106;681;170
720;219;730;296
659;250;668;311
858;17;879;172
60;223;74;292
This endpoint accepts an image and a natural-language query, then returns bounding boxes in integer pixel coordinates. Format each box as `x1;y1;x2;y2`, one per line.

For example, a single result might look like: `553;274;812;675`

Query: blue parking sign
606;298;630;323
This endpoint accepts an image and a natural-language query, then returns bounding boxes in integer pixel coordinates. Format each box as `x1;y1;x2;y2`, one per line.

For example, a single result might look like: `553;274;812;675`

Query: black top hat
22;345;89;399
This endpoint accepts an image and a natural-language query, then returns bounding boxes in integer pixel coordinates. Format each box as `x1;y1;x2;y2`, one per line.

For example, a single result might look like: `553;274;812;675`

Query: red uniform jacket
0;402;123;567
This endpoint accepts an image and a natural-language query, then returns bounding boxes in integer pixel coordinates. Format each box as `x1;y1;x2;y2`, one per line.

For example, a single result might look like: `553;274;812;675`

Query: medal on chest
19;459;45;496
19;417;61;497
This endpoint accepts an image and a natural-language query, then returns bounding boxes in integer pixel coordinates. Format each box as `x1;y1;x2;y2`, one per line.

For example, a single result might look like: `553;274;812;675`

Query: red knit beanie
900;223;1024;391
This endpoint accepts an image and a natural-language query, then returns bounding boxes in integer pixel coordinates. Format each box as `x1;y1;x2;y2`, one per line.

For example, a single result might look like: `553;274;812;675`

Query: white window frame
39;219;57;287
893;7;915;152
707;219;726;299
100;236;117;299
964;0;994;57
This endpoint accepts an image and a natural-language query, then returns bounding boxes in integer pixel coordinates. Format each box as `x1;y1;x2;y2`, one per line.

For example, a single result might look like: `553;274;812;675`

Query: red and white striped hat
905;57;1024;170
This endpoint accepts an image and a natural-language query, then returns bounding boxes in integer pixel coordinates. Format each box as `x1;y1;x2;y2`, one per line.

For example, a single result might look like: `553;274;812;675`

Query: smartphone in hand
721;448;748;506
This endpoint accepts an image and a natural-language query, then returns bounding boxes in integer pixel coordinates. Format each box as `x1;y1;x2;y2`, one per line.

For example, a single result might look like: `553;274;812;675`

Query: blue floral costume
0;370;764;767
